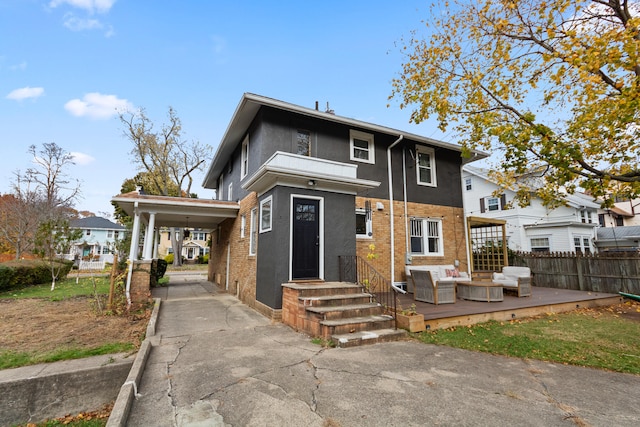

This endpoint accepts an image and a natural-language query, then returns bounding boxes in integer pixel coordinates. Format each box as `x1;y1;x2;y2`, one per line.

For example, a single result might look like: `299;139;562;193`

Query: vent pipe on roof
325;102;334;115
315;101;319;111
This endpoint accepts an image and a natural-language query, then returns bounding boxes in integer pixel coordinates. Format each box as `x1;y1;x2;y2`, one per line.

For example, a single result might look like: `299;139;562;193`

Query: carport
111;190;239;305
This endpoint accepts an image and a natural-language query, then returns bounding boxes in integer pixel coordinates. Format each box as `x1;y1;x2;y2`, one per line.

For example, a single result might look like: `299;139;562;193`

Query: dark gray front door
292;197;320;279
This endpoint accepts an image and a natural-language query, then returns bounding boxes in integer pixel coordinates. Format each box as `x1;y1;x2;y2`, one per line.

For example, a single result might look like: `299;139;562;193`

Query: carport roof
111;191;239;229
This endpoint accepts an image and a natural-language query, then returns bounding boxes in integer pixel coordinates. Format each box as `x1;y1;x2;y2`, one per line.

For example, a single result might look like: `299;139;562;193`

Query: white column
152;230;159;259
126;203;142;306
143;212;156;260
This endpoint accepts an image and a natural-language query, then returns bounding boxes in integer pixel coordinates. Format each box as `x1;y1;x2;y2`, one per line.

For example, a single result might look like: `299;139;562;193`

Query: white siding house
462;165;600;253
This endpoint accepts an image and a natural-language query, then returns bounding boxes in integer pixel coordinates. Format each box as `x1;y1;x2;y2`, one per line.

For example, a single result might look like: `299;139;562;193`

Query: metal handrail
339;255;398;328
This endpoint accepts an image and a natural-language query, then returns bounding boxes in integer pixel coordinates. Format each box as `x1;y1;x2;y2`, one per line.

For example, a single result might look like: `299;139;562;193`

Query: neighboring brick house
65;216;126;263
202;93;485;319
462;165;600;253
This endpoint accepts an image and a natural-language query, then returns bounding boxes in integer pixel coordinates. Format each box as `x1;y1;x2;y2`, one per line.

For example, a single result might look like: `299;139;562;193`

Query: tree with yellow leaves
391;0;640;207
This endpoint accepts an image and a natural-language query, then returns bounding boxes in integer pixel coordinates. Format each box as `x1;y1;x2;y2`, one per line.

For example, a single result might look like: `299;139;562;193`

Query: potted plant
396;303;426;332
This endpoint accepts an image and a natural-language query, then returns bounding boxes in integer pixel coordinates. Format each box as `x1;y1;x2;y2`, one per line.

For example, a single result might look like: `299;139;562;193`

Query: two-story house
66;216;126;263
156;227;210;262
462;165;600;253
201;93;485;318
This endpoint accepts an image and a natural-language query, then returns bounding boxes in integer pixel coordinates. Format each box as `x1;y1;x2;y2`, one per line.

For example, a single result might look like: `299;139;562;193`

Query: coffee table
457;281;504;302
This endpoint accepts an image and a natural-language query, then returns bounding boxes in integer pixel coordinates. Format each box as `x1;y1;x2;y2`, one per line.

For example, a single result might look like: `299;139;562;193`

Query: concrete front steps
281;281;406;348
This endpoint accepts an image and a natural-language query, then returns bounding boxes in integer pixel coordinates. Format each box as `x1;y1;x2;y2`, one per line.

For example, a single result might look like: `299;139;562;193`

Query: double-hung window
260;196;272;233
249;208;258;255
355;208;372;238
241;136;249;179
530;237;550;252
350;130;375;164
297;130;311;156
409;218;443;256
573;236;592;254
416;146;436;186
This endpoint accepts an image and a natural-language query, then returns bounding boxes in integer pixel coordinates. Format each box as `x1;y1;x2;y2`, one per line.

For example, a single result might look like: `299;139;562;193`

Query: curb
106;298;161;427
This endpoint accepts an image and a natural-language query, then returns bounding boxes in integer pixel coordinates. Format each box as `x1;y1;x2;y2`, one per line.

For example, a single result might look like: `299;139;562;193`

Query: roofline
203;93;489;187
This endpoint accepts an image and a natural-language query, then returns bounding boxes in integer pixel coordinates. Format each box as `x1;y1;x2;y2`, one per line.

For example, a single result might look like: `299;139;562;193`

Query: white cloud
63;14;103;31
71;152;95;165
64;92;133;119
6;86;45;101
49;0;116;14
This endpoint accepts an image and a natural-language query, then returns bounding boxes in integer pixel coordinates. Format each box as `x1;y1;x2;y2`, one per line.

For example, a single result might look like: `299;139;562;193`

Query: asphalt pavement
122;272;640;426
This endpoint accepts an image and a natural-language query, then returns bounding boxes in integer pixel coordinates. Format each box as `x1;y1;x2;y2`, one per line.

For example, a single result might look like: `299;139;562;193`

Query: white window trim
218;174;224;201
415;146;437;187
355;208;373;239
465;177;472;191
486;197;500;211
530;236;551;252
240;214;246;239
409;217;444;256
259;196;273;233
249;207;258;255
227;182;233;201
349;129;375;164
241;135;249;179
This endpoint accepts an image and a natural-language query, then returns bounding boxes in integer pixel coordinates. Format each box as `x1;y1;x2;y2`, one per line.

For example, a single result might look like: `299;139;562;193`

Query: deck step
332;328;407;348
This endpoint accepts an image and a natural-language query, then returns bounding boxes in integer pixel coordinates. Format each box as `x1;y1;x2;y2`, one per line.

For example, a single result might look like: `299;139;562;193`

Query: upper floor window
227;182;233;202
218;174;224;201
350;130;375;164
241;136;249;179
409;218;443;256
260;196;272;233
487;197;500;211
240;214;246;238
580;210;593;223
416;146;436;186
480;194;506;212
297;130;311;156
465;177;472;191
86;229;91;236
355;208;372;238
114;231;120;239
107;230;113;238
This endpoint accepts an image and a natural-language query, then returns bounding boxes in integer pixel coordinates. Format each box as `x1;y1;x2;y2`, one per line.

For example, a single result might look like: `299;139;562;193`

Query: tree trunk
171;227;183;267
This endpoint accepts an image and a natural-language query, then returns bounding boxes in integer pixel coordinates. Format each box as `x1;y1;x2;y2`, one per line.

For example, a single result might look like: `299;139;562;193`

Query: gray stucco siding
255;186;356;309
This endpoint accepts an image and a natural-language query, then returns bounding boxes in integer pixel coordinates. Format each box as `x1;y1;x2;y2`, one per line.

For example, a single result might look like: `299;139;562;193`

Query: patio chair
411;270;456;305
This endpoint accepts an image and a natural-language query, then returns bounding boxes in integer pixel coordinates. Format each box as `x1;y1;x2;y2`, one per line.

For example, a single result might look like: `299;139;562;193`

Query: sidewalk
121;275;640;426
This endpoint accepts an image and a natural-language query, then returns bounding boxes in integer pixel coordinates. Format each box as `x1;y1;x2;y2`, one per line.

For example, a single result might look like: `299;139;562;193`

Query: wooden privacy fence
512;252;640;295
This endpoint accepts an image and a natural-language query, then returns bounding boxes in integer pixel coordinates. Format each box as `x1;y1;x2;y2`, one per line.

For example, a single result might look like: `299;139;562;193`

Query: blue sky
1;0;452;217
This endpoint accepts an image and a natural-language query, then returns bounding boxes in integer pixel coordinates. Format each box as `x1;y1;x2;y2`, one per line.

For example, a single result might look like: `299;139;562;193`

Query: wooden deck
397;286;623;330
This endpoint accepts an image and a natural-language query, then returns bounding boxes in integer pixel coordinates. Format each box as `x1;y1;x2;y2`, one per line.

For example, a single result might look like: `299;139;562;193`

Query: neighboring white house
66;216;126;263
462;165;600;253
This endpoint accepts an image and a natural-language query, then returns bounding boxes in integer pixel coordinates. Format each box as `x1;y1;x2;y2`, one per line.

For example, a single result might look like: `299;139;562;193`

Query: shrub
156;259;168;279
164;253;174;264
0;264;15;290
1;259;73;289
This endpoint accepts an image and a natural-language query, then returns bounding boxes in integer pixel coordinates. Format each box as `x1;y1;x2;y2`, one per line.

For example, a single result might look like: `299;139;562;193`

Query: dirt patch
574;300;640;323
0;297;150;356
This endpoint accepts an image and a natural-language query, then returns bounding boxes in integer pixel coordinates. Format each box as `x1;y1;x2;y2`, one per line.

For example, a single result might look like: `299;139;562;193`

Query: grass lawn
0;274;112;300
415;302;640;375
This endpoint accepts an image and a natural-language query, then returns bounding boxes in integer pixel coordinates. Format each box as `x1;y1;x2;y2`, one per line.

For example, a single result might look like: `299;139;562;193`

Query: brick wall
130;260;152;310
208;193;263;313
355;196;468;283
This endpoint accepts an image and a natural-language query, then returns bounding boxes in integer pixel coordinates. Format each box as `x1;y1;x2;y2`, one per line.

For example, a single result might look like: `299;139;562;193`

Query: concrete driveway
123;274;640;426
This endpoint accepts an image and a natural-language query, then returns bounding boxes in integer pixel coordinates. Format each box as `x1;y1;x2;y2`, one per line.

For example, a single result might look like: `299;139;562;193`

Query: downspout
402;147;409;259
387;135;406;294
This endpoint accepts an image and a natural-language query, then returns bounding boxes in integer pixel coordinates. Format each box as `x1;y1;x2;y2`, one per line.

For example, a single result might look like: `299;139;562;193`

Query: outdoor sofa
492;266;532;297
